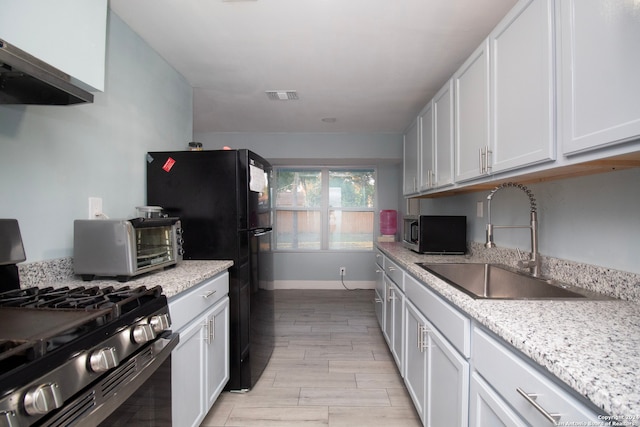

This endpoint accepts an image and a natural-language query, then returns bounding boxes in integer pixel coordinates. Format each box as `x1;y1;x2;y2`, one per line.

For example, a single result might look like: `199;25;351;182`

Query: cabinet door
433;80;454;188
374;289;384;330
205;297;230;409
470;373;527;427
404;300;428;424
374;262;384;328
560;0;640;155
383;277;394;345
403;119;420;195
454;40;491;182
491;0;555;172
426;323;470;427
390;284;404;375
419;103;435;191
172;317;206;427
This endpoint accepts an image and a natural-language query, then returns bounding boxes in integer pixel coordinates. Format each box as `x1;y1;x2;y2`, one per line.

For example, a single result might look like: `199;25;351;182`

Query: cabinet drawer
375;249;384;267
169;272;229;332
405;273;470;357
384;258;403;290
473;327;602;425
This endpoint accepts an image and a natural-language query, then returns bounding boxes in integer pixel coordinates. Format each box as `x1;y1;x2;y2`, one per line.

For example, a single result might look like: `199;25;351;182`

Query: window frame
273;166;378;252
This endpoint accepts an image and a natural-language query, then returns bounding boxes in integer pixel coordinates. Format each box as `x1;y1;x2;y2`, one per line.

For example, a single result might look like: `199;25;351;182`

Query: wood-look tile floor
201;289;421;426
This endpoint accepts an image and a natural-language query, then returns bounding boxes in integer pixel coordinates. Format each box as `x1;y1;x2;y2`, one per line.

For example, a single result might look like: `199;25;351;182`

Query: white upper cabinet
420;79;454;192
454;40;491;183
433;79;455;188
0;0;107;91
403;119;420;195
454;0;555;183
419;102;435;191
559;0;640;155
490;0;555;172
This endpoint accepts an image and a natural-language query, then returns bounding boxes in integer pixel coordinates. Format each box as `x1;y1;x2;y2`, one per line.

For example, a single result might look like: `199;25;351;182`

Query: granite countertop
35;260;233;298
377;242;640;425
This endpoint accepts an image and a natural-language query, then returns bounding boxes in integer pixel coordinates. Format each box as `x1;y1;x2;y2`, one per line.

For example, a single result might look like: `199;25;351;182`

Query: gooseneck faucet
485;182;541;277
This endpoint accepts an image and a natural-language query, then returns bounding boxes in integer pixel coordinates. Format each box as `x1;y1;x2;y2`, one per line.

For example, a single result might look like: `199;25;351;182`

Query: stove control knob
132;324;156;344
149;314;171;333
24;383;63;416
89;347;119;373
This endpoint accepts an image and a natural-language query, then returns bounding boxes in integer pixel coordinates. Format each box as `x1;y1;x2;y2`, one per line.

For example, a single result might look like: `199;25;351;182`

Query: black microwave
402;215;467;254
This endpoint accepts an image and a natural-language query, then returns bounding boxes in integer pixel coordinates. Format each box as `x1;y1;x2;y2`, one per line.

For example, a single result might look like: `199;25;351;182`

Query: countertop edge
24;260;234;299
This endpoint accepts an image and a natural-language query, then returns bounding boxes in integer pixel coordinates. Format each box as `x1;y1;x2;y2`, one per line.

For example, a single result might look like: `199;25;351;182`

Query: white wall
419;168;640;274
0;11;193;261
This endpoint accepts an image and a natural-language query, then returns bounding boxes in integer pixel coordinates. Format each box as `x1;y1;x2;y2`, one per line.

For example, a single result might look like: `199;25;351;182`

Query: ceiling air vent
265;90;298;101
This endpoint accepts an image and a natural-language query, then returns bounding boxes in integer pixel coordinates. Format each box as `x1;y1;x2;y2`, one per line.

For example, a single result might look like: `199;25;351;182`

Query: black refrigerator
146;149;274;391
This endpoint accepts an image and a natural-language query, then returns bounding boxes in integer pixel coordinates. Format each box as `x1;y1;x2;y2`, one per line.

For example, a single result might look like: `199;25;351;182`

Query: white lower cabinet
375;253;609;426
382;276;404;374
473;327;602;426
383;277;394;344
204;299;230;409
405;299;469;427
390;281;404;372
374;254;384;328
470;372;527;427
405;300;428;420
170;272;230;427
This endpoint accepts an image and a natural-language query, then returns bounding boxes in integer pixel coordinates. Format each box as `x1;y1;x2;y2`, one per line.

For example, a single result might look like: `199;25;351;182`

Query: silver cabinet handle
204;317;216;344
374;297;383;304
516;388;561;424
387;288;396;302
388;266;396;272
202;290;216;299
417;324;429;352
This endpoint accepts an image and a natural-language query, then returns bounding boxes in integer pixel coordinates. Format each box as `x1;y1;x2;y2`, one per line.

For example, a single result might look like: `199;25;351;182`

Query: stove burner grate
0;285;162;312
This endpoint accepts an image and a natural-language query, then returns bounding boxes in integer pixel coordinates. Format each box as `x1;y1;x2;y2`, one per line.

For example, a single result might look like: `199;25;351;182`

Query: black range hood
0;38;93;105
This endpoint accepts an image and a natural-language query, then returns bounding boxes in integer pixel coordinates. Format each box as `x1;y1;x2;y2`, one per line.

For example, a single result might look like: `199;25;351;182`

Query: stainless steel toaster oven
74;217;183;281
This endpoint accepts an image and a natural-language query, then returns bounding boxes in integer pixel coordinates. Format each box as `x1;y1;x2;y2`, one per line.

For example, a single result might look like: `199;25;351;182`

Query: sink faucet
485;182;541;277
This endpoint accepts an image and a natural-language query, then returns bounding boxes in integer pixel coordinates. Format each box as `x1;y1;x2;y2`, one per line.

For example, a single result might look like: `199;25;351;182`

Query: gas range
0;284;177;426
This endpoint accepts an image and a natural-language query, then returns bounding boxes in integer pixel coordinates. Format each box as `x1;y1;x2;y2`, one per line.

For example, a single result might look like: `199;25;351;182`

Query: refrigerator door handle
252;228;273;237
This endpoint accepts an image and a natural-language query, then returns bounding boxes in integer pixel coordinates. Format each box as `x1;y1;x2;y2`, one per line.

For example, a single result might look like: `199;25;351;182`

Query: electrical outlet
88;197;103;219
476;201;484;218
339;267;346;277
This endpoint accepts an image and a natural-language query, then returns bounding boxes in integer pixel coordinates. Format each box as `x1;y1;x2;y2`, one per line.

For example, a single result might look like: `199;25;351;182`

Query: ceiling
109;0;517;134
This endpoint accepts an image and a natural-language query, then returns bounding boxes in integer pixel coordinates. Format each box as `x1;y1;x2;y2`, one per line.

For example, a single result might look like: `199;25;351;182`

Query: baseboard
272;280;375;290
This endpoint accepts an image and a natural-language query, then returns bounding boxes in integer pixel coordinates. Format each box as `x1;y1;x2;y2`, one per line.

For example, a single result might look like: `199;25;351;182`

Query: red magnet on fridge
162;157;176;172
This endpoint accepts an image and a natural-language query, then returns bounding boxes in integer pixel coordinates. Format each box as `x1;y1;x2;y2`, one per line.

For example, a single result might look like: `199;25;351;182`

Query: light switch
89;197;103;219
476;201;484;218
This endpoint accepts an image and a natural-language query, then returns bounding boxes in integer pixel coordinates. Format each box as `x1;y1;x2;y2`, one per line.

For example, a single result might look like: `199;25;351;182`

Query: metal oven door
41;333;178;427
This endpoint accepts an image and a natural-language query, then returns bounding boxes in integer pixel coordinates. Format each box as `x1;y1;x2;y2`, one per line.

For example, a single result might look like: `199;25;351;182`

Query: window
274;168;376;251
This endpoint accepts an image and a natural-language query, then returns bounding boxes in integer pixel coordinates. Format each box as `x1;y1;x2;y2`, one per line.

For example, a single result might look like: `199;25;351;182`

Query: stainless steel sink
416;263;610;300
